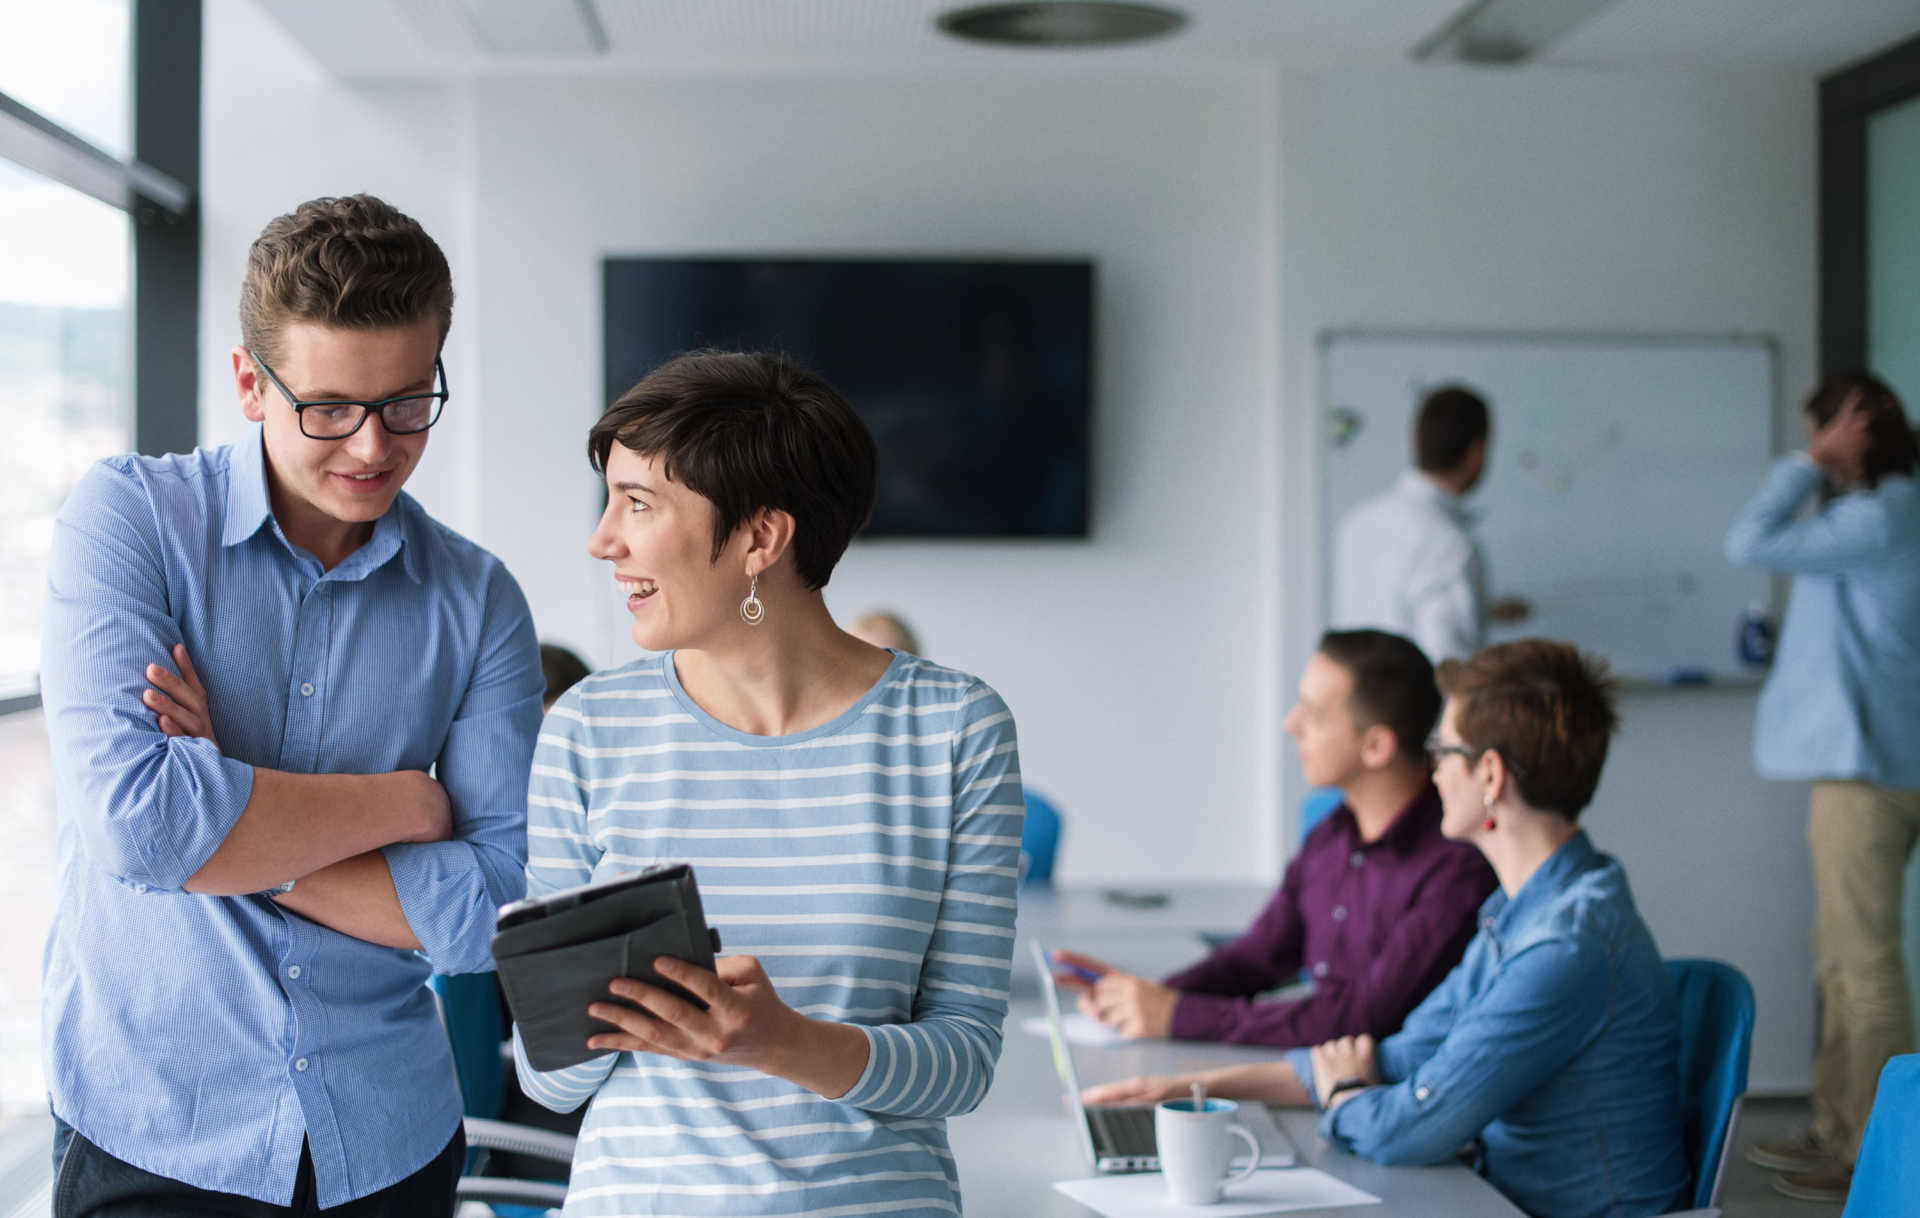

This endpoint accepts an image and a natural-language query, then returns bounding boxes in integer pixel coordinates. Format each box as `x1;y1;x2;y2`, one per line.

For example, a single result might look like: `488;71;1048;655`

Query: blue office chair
430;973;576;1215
1841;1054;1920;1217
1296;786;1344;849
1020;791;1063;885
1662;958;1754;1214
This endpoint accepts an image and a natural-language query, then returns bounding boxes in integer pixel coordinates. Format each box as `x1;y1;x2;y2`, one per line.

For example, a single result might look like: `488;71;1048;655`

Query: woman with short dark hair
1088;639;1690;1218
513;351;1025;1216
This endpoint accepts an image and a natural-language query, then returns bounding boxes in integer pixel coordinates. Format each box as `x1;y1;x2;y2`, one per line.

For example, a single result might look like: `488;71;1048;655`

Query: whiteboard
1319;331;1776;681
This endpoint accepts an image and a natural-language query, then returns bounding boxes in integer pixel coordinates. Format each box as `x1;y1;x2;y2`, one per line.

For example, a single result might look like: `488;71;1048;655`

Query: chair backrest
1665;957;1754;1210
1020;791;1063;885
1842;1054;1920;1218
431;972;508;1122
1297;786;1344;850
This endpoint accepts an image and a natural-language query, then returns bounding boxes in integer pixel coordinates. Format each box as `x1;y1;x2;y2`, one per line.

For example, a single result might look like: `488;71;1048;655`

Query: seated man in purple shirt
1053;629;1496;1046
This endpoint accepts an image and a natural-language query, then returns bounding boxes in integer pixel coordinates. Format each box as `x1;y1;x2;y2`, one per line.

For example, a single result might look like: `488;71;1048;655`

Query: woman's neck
1479;809;1581;899
672;597;893;737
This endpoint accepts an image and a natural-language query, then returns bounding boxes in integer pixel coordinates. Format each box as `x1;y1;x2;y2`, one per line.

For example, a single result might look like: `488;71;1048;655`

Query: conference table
947;884;1524;1217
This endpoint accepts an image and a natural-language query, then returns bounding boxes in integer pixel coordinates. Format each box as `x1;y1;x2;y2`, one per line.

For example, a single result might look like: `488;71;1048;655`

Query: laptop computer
1029;940;1298;1173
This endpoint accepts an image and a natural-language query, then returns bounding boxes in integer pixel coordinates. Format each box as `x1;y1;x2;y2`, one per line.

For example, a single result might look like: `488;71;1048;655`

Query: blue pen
1053;954;1103;985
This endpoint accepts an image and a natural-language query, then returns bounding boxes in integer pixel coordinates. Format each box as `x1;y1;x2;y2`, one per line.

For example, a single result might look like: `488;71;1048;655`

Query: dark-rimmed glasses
250;349;449;440
1425;732;1526;780
1426;734;1479;768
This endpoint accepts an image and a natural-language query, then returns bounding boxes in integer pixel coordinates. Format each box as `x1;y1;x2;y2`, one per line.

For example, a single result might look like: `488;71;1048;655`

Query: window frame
0;0;201;716
1819;29;1920;374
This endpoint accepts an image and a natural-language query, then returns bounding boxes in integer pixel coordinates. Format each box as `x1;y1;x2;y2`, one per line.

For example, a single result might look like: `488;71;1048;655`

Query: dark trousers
52;1117;464;1218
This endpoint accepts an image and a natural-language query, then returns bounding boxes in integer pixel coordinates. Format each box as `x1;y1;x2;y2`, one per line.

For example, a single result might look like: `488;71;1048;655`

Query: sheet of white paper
1052;1168;1381;1216
1022;1012;1131;1048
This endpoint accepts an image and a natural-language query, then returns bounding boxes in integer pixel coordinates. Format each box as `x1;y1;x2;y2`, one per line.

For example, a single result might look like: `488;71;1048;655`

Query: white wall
465;73;1283;883
1276;66;1819;1091
203;7;1825;1090
199;0;483;539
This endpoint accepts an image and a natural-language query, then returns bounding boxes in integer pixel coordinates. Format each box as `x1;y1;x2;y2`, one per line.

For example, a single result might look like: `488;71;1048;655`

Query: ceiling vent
937;3;1187;49
456;0;609;56
1413;0;1619;65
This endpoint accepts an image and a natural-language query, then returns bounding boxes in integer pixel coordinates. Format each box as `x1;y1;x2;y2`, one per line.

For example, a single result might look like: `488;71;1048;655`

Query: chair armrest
463;1116;577;1166
455;1176;569;1208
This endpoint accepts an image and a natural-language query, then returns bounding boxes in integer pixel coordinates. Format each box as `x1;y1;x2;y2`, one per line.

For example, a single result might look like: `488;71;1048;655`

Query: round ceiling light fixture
936;2;1188;49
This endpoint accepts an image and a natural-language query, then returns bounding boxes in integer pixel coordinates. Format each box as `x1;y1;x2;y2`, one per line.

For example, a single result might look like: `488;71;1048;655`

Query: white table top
947;885;1525;1217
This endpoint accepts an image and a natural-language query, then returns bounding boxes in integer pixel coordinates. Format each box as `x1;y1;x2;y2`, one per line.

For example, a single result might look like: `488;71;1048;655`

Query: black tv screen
603;257;1093;537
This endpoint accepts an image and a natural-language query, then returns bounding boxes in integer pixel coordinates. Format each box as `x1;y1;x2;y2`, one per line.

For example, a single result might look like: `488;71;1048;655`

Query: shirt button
294;1057;310;1072
288;966;302;980
1332;905;1348;922
1416;1086;1431;1101
299;682;314;697
1349;851;1365;869
1313;961;1330;978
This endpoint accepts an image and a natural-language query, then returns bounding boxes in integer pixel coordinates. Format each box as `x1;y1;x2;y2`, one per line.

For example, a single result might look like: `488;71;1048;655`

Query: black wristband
1325;1076;1370;1104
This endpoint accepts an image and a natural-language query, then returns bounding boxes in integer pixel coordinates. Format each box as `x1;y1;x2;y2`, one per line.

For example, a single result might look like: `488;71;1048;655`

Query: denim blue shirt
1295;832;1689;1218
39;429;543;1207
1725;455;1920;789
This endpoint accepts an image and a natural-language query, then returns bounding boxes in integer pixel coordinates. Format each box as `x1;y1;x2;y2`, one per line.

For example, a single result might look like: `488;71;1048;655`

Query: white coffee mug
1154;1097;1263;1205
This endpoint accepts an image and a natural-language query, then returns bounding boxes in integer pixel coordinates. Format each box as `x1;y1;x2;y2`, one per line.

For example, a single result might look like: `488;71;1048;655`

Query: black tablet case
492;863;722;1071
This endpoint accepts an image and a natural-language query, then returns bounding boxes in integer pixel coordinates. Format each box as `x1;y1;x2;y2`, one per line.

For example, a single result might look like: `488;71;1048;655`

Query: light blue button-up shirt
39;428;543;1207
1725;455;1920;789
1293;832;1689;1218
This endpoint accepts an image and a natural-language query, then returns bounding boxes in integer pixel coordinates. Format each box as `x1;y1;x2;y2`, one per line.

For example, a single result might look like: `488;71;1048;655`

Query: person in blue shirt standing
1088;640;1689;1218
38;194;544;1217
1725;373;1920;1205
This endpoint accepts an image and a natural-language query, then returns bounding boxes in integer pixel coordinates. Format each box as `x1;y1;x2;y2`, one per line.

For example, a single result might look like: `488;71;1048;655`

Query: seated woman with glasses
1087;639;1689;1218
512;350;1024;1216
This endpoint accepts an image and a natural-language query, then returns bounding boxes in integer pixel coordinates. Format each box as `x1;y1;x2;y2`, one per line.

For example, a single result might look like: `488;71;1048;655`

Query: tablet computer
492;862;722;1072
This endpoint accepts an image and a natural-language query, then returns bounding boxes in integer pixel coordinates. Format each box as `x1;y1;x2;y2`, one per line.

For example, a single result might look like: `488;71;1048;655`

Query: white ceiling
256;0;1920;80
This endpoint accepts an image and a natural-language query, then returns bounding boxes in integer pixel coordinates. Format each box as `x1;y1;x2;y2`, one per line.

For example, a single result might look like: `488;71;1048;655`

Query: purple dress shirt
1164;784;1494;1046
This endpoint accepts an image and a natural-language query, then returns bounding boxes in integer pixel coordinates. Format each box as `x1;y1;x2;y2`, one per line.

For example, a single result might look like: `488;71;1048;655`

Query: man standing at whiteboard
1333;384;1529;663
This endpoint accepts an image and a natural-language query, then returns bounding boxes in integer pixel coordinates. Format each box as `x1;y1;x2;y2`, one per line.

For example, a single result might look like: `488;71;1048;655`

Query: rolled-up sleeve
40;461;255;891
838;683;1023;1118
385;562;542;973
1322;938;1606;1165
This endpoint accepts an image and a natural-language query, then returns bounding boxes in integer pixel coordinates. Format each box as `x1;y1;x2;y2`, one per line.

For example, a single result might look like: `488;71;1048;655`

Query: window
0;0;199;1126
0;162;133;699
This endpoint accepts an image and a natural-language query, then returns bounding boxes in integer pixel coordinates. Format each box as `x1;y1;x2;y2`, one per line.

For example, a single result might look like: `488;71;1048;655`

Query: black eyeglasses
1425;735;1479;767
250;350;449;440
1425;732;1527;779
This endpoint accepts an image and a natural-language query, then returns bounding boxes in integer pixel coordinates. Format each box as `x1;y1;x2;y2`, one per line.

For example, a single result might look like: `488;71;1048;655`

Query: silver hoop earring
739;573;765;627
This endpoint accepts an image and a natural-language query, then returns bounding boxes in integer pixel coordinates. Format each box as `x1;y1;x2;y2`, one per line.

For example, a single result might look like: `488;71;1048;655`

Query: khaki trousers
1808;779;1920;1165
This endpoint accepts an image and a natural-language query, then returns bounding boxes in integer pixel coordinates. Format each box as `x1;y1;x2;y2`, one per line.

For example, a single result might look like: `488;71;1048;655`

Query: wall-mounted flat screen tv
603;257;1093;537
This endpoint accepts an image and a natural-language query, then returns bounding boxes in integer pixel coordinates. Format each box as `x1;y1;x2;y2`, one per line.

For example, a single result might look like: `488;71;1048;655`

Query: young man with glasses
39;195;543;1217
1053;630;1494;1051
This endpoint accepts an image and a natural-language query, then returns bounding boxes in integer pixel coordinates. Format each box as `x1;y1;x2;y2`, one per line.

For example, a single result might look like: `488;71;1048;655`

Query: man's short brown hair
587;350;877;590
239;194;453;365
1436;639;1619;819
1414;384;1490;474
1316;629;1440;766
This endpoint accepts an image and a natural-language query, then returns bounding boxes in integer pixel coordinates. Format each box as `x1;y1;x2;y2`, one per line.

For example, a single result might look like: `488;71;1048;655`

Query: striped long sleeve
511;650;1022;1217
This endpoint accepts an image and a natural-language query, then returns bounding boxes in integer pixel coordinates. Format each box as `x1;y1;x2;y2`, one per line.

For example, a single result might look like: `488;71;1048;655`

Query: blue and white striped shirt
514;649;1023;1216
39;429;544;1207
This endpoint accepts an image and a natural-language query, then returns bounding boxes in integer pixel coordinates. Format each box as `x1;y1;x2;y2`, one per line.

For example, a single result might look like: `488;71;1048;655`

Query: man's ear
233;346;267;424
1359;723;1400;770
742;507;798;580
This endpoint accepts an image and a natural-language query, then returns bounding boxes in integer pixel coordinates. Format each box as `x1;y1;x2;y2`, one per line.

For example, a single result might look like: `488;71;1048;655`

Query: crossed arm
141;643;453;949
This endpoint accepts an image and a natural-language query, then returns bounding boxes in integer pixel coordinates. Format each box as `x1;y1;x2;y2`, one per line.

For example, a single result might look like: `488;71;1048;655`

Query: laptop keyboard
1088;1104;1158;1157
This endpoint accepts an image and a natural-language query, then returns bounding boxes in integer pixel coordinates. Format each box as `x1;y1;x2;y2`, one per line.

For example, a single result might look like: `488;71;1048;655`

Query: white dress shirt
1333;469;1487;663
